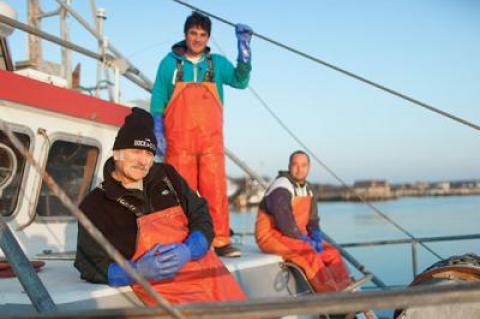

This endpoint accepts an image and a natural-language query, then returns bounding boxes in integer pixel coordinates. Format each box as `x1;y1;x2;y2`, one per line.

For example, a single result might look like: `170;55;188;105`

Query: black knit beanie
113;107;157;154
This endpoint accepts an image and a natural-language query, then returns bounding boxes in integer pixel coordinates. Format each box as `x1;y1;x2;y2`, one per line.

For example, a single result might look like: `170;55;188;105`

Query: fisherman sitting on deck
255;150;352;293
74;107;247;305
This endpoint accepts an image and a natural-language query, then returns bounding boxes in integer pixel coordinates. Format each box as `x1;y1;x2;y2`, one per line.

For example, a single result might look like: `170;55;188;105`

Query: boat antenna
172;0;480;132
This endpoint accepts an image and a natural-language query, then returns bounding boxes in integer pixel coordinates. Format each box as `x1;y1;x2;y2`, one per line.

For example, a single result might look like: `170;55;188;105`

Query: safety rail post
411;240;418;279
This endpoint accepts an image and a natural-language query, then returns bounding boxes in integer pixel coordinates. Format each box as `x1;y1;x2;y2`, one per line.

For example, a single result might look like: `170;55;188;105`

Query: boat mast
21;0;65;78
59;0;72;87
94;6;105;98
26;0;42;68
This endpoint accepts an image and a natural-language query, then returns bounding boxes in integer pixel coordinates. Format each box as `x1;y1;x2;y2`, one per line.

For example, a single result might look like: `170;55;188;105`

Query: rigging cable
208;33;444;261
249;85;443;260
172;0;480;132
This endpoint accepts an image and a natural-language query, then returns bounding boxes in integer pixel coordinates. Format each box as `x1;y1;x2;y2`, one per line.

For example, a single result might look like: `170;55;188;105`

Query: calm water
230;195;480;287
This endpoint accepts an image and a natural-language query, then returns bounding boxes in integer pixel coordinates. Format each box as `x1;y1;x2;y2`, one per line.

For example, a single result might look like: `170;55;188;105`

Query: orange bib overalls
164;60;230;248
255;196;351;292
130;204;246;305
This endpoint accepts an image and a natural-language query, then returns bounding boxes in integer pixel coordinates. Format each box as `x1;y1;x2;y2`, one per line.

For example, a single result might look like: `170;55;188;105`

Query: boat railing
340;233;480;279
7;281;480;319
233;231;480;286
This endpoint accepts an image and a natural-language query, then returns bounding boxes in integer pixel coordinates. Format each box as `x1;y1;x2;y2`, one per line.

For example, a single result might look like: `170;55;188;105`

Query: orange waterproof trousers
255;196;351;292
164;82;230;248
131;205;246;305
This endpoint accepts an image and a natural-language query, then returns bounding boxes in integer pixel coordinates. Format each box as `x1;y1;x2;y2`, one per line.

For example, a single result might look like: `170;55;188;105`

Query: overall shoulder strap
203;54;215;83
162;175;181;205
97;182;144;217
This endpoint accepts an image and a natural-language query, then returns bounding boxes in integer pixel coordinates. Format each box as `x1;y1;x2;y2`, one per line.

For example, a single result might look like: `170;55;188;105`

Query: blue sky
6;0;480;184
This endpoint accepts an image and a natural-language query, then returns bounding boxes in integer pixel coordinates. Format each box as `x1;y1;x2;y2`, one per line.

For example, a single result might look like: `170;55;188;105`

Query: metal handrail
340;233;480;248
341;233;480;279
10;281;480;319
233;232;480;246
234;232;480;282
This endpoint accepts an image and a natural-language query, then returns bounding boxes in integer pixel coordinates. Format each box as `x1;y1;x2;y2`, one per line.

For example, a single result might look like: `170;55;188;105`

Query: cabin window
36;140;99;218
0;131;30;217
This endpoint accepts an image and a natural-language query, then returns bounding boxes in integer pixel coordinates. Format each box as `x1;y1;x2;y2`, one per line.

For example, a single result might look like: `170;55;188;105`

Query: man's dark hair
288;150;310;167
184;11;211;36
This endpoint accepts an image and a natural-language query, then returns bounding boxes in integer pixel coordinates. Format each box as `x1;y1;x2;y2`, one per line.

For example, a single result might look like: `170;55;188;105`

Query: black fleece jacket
74;158;213;284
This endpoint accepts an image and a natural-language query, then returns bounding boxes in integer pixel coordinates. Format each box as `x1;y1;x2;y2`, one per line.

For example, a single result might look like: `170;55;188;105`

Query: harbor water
231;195;480;287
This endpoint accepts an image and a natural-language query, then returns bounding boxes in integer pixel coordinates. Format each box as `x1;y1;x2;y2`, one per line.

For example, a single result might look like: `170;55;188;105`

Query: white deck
0;260;135;306
223;244;283;272
0;245;284;310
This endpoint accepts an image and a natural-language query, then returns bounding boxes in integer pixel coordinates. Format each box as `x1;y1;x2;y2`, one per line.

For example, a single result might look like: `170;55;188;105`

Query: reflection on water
230;195;480;287
352;213;385;224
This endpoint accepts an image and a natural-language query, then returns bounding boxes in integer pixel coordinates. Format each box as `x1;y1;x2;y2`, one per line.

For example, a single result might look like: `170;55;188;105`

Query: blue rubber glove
300;234;317;251
235;23;253;64
154;243;191;277
185;230;209;260
309;229;324;253
152;114;166;159
107;244;174;286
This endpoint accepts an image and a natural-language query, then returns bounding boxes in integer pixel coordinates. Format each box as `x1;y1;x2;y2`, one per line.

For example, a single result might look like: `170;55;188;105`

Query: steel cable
172;0;480;132
208;35;444;260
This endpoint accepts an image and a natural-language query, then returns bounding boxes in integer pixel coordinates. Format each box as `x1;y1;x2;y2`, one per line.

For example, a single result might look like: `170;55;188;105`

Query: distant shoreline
230;178;480;208
314;179;480;202
317;191;480;202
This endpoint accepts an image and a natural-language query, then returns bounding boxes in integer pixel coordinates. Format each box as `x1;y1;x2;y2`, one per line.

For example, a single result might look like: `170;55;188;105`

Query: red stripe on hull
0;70;131;126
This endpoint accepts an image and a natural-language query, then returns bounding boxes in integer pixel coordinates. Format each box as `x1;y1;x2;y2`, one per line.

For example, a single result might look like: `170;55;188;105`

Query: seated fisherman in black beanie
74;107;247;305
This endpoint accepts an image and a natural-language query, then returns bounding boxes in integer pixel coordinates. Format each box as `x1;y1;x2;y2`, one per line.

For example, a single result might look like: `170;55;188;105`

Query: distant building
313;184;350;201
413;182;429;191
428;182;450;195
392;182;429;197
352;180;394;201
437;180;480;196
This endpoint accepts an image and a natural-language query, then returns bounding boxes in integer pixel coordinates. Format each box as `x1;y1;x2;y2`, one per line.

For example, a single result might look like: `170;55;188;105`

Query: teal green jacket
150;41;251;115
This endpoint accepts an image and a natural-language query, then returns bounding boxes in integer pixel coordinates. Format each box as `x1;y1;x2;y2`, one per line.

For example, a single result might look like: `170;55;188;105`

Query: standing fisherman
150;12;253;257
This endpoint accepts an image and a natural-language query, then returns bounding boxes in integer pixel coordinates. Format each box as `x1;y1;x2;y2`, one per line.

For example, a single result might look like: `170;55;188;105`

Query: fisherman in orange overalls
256;150;352;293
74;108;246;305
150;12;253;257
